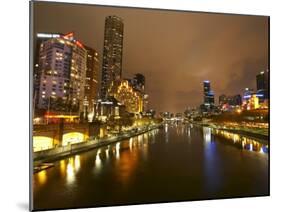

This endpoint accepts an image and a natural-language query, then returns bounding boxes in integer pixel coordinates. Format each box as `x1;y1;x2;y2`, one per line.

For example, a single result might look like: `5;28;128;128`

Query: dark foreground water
33;123;269;210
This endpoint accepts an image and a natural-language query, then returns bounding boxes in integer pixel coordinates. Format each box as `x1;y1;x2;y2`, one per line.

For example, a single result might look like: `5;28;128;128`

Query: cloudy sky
33;1;268;113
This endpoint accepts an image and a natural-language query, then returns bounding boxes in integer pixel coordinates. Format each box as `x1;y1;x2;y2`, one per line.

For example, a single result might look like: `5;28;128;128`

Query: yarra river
33;123;269;210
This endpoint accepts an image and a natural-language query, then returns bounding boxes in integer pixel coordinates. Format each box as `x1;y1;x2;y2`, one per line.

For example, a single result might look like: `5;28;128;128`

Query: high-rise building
36;32;87;115
83;46;99;115
242;88;254;102
101;15;124;99
33;33;62;107
256;70;269;100
203;80;215;106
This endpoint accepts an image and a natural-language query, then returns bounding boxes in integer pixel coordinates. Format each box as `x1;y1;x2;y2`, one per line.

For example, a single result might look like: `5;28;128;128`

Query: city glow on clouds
34;2;268;112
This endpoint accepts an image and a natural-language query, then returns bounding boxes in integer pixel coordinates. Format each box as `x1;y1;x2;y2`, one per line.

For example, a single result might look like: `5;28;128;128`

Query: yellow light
33;136;53;152
62;132;84;146
66;158;75;184
37;170;47;185
74;155;81;172
60;160;66;177
44;115;79;119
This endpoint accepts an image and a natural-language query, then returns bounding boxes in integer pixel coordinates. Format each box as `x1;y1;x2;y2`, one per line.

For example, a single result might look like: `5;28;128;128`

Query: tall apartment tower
203;80;215;106
83;46;99;114
33;33;61;107
101;15;124;99
256;70;269;100
36;32;87;114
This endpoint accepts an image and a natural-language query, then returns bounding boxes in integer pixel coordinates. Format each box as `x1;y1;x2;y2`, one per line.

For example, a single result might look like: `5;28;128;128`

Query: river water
33;123;269;210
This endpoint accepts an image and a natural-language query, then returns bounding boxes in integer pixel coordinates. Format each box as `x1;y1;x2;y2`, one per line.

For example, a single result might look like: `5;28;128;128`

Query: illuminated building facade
114;80;143;114
127;73;148;112
101;15;124;99
83;46;99;115
203;80;215;107
33;33;62;107
256;70;269;102
242;87;267;110
143;94;149;112
37;32;87;114
93;97;126;122
248;94;260;110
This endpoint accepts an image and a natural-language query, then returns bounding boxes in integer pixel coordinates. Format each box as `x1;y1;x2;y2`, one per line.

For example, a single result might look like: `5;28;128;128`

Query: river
33;122;269;210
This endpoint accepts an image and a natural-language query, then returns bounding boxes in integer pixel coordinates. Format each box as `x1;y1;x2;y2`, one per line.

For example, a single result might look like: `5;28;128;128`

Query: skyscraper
203;80;214;106
83;46;99;115
101;15;124;99
33;33;61;107
256;70;269;100
36;32;87;114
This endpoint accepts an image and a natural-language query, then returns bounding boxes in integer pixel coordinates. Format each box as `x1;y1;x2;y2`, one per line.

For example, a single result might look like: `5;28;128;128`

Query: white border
1;0;280;212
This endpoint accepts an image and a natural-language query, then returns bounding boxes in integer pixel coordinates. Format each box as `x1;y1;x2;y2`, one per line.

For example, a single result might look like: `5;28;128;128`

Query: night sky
33;2;268;113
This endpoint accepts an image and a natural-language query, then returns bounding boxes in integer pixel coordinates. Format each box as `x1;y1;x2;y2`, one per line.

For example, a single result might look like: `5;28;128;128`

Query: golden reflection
105;148;109;158
129;138;133;151
60;160;66;177
213;128;268;153
95;149;102;168
74;155;80;172
116;150;137;185
116;142;120;159
137;135;143;145
37;170;47;185
233;134;240;143
66;158;75;184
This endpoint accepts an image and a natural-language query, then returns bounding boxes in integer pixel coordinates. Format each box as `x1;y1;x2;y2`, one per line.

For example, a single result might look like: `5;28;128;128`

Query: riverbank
33;123;162;166
190;121;269;145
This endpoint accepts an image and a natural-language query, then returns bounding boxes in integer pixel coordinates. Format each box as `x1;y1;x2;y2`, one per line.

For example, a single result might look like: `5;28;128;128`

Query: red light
75;40;84;48
62;32;74;40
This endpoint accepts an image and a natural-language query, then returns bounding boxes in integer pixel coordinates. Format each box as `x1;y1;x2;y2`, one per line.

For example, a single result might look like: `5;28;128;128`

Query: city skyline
33;2;268;113
31;2;269;211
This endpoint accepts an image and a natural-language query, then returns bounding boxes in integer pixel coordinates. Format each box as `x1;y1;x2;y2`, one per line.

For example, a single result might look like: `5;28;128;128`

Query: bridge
33;122;102;152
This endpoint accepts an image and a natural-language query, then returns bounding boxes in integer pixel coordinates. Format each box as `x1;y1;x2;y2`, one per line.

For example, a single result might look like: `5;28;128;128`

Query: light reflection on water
203;127;211;143
65;155;81;185
202;127;221;192
66;158;75;184
33;126;268;210
129;138;133;150
37;170;47;185
211;128;268;154
165;124;169;143
94;149;102;169
116;142;120;159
